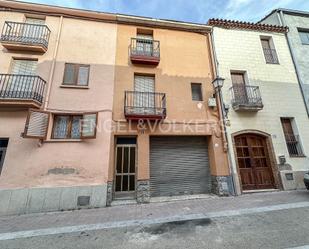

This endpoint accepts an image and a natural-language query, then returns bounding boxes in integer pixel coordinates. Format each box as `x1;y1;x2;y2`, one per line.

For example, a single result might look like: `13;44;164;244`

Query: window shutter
81;112;98;139
24;109;50;139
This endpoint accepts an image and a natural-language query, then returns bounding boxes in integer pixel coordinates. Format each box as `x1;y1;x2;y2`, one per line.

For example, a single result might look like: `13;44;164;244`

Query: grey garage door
150;136;211;197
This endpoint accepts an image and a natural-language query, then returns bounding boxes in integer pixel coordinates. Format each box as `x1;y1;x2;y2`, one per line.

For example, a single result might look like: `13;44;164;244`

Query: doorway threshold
242;189;279;194
150;194;215;203
111;199;137;206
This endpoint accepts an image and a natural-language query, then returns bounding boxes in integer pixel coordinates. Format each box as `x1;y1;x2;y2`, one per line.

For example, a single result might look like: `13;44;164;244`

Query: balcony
124;91;166;120
130;38;160;65
230;84;263;111
0;21;51;53
263;48;279;64
0;74;46;108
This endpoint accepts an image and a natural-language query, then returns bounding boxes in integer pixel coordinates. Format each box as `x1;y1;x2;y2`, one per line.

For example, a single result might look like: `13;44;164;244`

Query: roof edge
0;0;211;33
208;18;288;33
259;8;309;23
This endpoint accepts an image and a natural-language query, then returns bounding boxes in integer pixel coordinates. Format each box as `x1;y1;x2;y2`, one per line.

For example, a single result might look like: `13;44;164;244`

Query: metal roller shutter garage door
150;136;211;197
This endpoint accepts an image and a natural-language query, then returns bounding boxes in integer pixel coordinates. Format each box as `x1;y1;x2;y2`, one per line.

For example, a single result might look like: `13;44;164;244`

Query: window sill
60;85;89;89
289;155;306;158
44;139;82;143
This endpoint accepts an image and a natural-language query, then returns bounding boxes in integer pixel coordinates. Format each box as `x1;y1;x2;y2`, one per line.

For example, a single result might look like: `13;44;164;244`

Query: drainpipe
278;11;309;117
209;29;239;196
43;15;63;110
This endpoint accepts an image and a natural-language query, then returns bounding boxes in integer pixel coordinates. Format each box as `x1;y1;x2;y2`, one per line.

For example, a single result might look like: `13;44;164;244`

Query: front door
235;134;275;190
114;142;136;199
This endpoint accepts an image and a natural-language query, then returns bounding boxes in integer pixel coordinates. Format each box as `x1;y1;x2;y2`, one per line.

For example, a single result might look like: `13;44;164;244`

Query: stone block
26;188;46;214
211;175;234;196
59;187;77;211
90;185;107;208
42;188;62;212
0;189;11;216
136;180;150;203
7;188;29;215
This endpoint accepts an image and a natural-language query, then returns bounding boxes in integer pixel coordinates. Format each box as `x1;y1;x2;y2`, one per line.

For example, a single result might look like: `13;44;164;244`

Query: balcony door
22;18;45;43
9;59;37;98
134;75;155;115
136;34;153;57
231;72;247;104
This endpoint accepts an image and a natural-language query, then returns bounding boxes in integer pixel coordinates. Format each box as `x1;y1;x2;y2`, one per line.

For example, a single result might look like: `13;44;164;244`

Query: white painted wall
212;27;309;186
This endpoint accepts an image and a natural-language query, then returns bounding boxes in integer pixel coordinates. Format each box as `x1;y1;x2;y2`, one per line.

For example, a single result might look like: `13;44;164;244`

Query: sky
20;0;309;23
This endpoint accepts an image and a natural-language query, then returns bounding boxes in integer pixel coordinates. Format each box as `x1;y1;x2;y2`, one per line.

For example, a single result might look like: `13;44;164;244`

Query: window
63;63;90;86
281;118;304;157
25;17;45;25
23;110;98;140
51;113;98;139
261;38;279;64
52;115;83;139
298;29;309;45
0;139;8;175
191;83;203;101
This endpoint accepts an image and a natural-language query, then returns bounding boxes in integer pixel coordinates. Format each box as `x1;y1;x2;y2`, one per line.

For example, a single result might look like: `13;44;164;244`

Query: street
1;206;309;249
0;191;308;249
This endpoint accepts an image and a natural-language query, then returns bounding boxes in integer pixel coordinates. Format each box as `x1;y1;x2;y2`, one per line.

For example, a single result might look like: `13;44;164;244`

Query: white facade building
209;19;309;194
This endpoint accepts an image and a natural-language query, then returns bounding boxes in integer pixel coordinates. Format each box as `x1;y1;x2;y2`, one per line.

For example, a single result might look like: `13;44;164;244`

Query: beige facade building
109;18;231;204
209;19;309;194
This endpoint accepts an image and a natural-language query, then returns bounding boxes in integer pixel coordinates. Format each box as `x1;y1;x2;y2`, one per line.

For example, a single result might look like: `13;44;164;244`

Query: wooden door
231;73;247;103
235;134;275;190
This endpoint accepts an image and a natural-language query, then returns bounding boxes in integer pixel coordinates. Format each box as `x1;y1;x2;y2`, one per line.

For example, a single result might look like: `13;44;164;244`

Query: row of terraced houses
0;1;309;215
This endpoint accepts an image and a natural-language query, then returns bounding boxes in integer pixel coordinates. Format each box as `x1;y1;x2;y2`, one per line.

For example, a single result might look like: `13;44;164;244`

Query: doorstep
111;199;137;206
150;194;216;203
242;189;279;194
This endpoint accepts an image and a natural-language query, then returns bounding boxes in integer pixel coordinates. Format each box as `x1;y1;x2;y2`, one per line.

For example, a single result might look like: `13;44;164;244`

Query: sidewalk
0;190;308;235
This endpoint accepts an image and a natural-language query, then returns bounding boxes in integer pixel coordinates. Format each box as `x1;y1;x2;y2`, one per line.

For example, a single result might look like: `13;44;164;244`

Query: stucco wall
110;24;230;187
262;12;309;114
0;12;117;189
213;27;309;176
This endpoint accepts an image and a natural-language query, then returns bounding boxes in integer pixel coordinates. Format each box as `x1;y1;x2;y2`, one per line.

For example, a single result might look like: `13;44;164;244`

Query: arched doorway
234;133;275;190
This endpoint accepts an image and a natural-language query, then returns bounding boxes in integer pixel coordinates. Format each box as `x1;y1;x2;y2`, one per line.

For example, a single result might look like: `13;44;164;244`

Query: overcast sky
20;0;309;23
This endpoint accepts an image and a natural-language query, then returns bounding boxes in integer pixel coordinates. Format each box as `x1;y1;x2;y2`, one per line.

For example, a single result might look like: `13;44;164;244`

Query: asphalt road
1;206;309;249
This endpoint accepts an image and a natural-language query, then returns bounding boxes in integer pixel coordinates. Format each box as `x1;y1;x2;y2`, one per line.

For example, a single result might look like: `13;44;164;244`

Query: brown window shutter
24;109;50;139
81;112;98;139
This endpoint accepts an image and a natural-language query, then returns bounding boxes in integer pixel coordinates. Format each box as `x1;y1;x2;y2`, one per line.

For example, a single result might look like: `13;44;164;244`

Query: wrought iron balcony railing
0;74;46;106
284;134;305;157
0;21;51;52
124;91;166;120
130;38;160;65
230;84;263;111
263;48;279;64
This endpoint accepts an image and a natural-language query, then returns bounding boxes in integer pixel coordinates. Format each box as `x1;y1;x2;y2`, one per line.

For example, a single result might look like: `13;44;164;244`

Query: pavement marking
286;246;309;249
0;201;309;241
